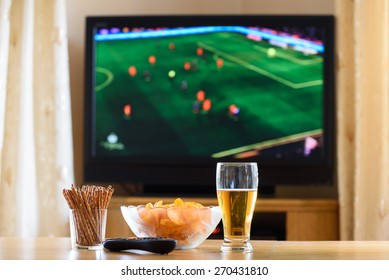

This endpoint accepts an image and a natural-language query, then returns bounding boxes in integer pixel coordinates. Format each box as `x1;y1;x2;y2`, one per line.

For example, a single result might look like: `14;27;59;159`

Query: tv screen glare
84;15;335;196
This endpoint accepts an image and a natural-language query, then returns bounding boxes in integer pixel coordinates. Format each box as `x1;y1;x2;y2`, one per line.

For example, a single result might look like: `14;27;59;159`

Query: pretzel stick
71;188;99;245
69;189;95;245
63;190;87;244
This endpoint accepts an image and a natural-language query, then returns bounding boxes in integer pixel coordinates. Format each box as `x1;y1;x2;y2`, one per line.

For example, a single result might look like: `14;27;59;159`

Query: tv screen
84;15;335;196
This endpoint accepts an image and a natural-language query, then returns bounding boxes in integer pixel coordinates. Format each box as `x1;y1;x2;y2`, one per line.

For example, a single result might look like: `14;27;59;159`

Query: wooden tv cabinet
106;196;339;241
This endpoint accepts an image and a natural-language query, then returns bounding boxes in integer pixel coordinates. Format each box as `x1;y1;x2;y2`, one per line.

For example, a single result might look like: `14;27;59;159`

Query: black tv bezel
83;15;336;196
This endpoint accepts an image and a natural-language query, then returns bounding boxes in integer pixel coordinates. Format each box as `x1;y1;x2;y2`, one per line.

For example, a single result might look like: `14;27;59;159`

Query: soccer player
148;55;156;65
216;58;224;69
123;104;132;119
128;66;137;77
197;90;205;102
228;104;240;120
202;99;212;113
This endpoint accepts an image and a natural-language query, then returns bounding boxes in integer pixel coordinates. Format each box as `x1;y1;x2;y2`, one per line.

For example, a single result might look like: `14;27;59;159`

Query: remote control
103;237;177;255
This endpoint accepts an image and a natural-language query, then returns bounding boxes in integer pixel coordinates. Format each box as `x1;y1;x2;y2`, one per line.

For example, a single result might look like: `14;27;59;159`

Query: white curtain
336;0;389;240
0;0;74;237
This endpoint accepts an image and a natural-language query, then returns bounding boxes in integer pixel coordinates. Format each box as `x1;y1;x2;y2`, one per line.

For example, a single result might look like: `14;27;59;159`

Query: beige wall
65;0;335;196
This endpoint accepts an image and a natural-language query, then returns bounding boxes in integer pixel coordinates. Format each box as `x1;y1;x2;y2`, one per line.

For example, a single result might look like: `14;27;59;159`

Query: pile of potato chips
137;198;212;243
144;198;204;209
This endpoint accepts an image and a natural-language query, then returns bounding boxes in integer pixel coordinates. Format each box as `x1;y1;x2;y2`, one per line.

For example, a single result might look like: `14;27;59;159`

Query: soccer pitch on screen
93;28;323;158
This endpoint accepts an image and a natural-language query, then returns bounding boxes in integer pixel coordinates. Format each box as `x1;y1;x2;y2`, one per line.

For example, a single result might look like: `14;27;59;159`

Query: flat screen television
83;15;335;196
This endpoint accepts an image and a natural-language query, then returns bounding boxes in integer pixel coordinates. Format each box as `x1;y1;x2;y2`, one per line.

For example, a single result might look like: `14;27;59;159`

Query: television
83;15;335;197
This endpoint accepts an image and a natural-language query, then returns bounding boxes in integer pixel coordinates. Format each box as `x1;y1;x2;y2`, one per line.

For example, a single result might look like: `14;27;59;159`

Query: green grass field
94;31;323;158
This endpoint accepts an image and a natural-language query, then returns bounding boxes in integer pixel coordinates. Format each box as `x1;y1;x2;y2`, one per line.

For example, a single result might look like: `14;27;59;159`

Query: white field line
212;129;322;158
95;67;114;92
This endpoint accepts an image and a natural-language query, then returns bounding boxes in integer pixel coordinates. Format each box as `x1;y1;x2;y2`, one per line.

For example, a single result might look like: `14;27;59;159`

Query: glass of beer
216;162;258;253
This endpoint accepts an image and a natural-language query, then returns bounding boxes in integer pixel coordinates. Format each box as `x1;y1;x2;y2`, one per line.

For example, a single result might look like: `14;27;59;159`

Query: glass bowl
120;204;221;249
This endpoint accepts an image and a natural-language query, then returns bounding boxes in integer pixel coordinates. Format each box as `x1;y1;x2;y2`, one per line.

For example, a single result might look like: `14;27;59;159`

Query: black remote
103;237;177;255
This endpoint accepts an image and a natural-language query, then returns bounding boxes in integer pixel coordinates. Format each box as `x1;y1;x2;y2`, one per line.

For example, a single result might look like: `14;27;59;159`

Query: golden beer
217;189;257;239
216;162;258;252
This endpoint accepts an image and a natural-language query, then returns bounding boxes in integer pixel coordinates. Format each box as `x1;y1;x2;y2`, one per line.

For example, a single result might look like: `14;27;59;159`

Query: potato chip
145;202;154;209
154;200;164;207
186;201;204;208
173;198;186;207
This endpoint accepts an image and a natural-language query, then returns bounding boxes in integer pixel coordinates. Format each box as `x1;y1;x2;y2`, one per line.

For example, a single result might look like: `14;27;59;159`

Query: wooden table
1;238;389;260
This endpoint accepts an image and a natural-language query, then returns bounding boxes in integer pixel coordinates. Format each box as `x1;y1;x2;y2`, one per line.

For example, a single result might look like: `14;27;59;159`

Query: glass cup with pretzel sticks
63;185;113;250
